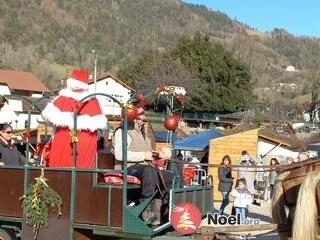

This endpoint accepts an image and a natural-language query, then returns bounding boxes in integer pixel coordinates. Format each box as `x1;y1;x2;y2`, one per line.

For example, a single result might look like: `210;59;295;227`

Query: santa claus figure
41;69;107;168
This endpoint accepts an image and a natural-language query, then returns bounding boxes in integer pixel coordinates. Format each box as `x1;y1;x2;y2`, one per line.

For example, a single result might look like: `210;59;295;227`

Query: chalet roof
0;70;50;93
224;128;292;148
89;72;135;92
258;132;292;148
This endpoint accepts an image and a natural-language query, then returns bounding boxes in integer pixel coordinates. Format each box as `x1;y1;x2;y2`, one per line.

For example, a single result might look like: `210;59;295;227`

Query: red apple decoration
164;115;179;131
121;104;138;122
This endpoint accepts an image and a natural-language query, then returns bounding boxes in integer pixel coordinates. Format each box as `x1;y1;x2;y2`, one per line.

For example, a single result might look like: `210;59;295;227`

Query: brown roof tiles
0;70;50;93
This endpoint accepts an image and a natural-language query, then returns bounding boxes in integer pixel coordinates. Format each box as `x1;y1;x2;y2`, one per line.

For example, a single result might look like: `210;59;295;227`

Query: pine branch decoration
20;169;62;239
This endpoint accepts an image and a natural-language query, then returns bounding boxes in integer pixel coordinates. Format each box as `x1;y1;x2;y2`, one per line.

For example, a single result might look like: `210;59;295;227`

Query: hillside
0;0;320;100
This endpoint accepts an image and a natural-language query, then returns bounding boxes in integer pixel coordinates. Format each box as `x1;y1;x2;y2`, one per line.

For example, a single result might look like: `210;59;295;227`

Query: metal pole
22;110;31;237
94;56;97;92
69;109;77;240
122;110;128;230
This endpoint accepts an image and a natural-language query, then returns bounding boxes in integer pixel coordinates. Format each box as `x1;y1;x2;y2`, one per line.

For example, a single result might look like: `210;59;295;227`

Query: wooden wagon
0;93;214;240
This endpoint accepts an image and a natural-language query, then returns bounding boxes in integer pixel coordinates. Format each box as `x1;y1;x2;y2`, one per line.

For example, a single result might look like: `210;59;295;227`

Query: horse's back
283;160;320;206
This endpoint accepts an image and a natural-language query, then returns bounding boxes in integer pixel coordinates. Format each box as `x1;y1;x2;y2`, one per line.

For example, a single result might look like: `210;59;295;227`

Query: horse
271;159;320;240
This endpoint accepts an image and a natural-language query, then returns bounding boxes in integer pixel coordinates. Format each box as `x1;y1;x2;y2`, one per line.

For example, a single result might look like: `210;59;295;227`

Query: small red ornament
159;86;166;92
22;131;31;142
121;104;138;122
175;94;183;103
164;115;179;131
135;94;147;106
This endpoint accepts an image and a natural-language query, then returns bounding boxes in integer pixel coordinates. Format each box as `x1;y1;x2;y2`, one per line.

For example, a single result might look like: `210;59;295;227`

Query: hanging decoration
22;131;31;142
69;130;78;143
167;86;175;96
126;85;184;129
164;115;180;131
154;85;166;95
135;94;147;107
175;94;184;104
121;102;138;122
21;169;62;239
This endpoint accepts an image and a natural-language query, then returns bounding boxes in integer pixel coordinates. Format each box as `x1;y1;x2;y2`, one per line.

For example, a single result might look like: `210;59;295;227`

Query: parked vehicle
183;155;200;163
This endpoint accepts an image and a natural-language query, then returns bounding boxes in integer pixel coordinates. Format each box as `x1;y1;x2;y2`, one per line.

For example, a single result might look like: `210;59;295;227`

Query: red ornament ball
164;115;179;131
175;94;183;103
121;105;138;122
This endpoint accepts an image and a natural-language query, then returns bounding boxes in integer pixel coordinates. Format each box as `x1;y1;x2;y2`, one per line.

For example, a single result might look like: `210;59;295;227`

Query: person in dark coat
0;123;25;166
200;152;209;173
218;155;233;215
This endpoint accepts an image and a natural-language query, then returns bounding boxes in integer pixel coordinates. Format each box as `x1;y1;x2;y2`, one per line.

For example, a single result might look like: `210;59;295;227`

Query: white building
285;65;296;72
88;72;135;116
0;70;50;129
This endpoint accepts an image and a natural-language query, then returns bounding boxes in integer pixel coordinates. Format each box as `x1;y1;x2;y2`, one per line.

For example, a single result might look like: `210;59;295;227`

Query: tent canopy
174;130;223;151
307;143;320;151
155;131;170;143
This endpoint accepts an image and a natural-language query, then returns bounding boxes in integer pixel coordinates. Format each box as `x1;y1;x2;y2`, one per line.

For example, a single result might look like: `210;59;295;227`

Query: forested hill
1;0;320;99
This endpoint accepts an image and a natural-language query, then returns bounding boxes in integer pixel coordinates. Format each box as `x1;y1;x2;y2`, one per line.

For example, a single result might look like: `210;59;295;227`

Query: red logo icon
170;202;201;234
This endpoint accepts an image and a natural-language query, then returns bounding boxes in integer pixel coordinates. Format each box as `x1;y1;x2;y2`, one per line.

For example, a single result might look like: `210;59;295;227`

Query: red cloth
154;159;166;169
103;172;141;185
48;127;97;169
183;167;196;186
53;96;103;116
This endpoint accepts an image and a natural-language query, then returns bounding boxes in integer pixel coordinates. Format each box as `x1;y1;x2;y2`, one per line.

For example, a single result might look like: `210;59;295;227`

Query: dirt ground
200;200;280;240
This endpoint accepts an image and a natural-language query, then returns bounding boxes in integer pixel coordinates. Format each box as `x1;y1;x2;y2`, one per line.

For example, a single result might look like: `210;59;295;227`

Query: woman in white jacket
231;178;252;223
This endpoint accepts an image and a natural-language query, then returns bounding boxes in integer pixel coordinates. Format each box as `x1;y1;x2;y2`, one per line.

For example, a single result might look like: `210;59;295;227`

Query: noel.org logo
170;202;201;234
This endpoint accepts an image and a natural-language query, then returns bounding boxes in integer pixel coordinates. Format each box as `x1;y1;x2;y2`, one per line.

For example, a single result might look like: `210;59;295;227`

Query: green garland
20;169;62;239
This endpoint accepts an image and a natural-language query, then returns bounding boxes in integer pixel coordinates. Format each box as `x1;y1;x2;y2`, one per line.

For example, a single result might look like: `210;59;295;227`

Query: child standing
231;178;252;223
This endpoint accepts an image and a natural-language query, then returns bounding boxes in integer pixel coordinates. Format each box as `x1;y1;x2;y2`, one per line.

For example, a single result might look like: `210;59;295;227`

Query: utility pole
91;50;97;92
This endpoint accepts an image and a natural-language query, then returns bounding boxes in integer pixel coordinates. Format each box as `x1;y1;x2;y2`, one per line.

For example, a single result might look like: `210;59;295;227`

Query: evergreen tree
118;33;254;112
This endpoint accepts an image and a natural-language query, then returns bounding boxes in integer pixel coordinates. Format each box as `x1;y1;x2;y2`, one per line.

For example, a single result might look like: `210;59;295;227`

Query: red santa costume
41;69;107;169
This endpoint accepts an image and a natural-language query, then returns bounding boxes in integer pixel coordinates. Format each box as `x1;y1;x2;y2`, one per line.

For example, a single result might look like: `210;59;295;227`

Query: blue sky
183;0;320;37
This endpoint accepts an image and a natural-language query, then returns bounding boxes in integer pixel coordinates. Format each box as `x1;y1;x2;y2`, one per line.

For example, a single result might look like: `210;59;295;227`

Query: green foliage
119;33;254;112
21;171;62;239
0;0;319;96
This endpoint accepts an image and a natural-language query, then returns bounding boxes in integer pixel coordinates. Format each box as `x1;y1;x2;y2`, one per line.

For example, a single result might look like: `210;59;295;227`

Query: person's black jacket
218;166;233;192
0;139;25;166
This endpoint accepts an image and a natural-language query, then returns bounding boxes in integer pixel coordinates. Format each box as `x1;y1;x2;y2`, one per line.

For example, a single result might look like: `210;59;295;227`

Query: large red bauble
121;105;138;122
164;115;179;131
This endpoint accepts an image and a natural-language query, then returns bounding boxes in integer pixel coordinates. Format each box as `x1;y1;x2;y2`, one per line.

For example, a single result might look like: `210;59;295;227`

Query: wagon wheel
0;228;17;240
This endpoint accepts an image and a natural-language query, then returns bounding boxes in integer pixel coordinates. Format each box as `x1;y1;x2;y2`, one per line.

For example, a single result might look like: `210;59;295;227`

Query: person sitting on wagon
0;123;25;166
113;106;175;225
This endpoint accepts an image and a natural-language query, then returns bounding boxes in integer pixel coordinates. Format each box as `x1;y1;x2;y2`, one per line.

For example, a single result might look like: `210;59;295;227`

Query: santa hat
67;69;90;90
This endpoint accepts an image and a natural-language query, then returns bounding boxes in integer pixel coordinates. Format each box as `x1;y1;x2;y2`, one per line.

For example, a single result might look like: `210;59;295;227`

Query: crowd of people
216;150;310;222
